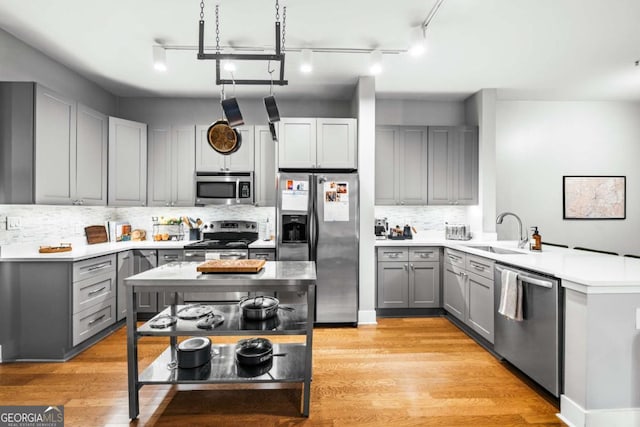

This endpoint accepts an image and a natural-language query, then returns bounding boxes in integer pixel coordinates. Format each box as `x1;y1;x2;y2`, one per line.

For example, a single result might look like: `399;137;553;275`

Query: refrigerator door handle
313;177;320;262
309;174;316;261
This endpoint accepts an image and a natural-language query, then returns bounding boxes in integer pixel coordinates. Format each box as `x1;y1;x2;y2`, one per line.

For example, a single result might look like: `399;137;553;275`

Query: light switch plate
7;216;21;230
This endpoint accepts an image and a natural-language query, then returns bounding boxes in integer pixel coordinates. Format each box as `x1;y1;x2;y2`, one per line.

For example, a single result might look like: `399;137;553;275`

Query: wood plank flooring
0;317;564;426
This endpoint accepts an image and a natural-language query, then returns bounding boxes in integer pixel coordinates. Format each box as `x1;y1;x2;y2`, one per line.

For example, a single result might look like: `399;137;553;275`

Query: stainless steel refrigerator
276;172;359;324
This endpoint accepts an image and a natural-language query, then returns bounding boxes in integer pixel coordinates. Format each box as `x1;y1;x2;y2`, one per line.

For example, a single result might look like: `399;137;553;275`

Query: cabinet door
454;126;479;205
195;124;226;171
316;118;357;169
226;126;254;171
375;126;400;205
75;104;107;205
171;125;196;206
134;250;158;313
467;271;494;343
34;85;76;204
377;262;408;308
147;127;172;206
117;250;134;321
427;126;454;205
108;117;147;206
399;127;428;205
409;261;440;308
254;125;277;206
443;263;466;322
278;118;316;168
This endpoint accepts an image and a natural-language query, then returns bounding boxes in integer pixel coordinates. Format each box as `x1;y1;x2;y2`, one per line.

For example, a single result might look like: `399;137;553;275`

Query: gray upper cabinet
427;125;478;205
75;104;108;205
254;125;277;206
34;85;77;204
278;118;357;169
148;125;195;207
35;86;108;206
108;117;148;206
196;125;254;172
375;126;428;205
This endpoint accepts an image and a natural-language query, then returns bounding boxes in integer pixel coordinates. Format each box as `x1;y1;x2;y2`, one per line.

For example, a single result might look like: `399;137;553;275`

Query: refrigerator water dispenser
281;215;308;243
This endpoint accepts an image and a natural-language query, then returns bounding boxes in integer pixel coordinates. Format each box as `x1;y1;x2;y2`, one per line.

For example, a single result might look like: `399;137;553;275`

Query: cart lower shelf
139;343;307;384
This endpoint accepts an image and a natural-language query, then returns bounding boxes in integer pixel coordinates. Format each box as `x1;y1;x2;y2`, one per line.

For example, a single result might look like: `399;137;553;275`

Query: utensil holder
189;229;201;241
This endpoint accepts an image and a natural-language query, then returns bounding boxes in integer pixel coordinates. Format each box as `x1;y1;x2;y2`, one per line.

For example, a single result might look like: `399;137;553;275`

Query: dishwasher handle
496;266;554;289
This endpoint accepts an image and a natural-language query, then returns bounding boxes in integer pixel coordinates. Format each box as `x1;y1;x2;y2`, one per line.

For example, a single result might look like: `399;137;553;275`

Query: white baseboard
560;394;640;426
357;309;377;325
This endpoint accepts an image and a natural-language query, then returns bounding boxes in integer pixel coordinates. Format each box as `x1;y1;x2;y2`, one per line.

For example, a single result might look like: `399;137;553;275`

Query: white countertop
0;238;276;262
374;231;640;292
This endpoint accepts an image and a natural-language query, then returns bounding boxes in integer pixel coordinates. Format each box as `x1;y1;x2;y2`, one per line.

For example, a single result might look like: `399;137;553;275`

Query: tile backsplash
0;205;276;245
374;205;470;232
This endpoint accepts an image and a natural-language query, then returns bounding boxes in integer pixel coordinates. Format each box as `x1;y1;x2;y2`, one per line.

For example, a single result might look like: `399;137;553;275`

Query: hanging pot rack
197;1;288;86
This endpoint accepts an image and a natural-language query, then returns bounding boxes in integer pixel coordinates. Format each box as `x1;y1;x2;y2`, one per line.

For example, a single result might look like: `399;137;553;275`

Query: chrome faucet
496;212;528;249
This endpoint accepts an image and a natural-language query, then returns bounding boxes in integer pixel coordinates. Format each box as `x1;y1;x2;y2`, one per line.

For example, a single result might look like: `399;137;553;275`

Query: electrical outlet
7;217;21;230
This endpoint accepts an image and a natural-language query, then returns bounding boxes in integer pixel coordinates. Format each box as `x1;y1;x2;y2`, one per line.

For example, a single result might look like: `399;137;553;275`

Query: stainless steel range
183;220;258;302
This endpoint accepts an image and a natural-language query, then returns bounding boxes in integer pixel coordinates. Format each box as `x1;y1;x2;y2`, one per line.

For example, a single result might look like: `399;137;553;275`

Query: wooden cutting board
197;259;266;273
39;244;72;253
85;225;108;244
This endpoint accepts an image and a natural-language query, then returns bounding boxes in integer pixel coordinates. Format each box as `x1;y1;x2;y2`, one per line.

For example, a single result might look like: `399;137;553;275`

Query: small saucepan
239;296;294;320
177;336;212;369
235;337;274;366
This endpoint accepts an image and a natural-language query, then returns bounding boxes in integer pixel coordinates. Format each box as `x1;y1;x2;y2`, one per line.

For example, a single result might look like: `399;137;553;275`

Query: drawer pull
448;254;461;261
472;264;486;271
164;255;179;260
88;314;106;326
384;252;403;258
88;286;107;296
87;263;110;272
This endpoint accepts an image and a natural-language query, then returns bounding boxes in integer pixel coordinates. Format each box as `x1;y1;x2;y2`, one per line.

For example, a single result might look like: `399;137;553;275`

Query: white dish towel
498;269;523;321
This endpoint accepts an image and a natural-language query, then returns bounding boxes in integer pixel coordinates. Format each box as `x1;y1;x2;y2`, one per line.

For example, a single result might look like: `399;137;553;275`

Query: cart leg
301;284;315;417
127;285;140;420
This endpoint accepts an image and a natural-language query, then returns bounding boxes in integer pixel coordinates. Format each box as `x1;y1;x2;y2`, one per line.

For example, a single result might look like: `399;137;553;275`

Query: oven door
195;172;253;205
184;249;250;303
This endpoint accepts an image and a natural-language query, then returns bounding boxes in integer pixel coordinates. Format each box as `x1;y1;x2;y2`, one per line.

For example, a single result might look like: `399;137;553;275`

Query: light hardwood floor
0;317;564;426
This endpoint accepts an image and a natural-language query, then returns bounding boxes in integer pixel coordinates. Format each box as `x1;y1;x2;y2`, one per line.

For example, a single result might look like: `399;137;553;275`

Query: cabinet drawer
73;272;115;314
72;297;116;346
73;254;116;282
444;248;465;267
409;247;440;262
249;250;276;261
465;255;494;280
377;247;409;261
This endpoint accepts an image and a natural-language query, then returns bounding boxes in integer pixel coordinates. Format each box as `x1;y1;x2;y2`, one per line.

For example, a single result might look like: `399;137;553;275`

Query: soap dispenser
529;226;542;251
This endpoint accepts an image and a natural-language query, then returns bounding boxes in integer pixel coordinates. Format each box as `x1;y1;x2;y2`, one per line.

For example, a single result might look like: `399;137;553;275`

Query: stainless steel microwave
195;172;253;205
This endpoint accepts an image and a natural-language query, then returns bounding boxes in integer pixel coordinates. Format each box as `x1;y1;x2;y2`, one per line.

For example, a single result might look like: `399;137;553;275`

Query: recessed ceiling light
223;61;236;72
408;26;426;57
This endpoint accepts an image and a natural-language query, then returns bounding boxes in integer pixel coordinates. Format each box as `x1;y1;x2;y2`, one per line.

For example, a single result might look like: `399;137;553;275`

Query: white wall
495;100;640;255
117;97;353;126
0;29;117;114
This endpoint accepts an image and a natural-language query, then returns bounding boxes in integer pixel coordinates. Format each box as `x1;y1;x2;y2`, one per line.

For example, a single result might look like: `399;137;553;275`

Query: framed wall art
563;176;626;220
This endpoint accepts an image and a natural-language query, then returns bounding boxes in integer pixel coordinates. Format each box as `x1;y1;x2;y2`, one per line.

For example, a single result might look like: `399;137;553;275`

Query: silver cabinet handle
163;255;179;261
235;178;240;204
88;314;106;326
184;252;201;258
403;264;408;271
88;286;107;296
410;264;415;270
87;263;110;272
471;262;487;271
253;253;271;259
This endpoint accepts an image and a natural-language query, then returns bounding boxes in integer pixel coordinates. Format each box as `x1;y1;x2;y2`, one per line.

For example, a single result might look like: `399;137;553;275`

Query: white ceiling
1;0;639;101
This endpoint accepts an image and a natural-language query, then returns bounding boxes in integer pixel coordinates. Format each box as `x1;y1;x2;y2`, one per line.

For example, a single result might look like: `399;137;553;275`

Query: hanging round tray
207;120;242;154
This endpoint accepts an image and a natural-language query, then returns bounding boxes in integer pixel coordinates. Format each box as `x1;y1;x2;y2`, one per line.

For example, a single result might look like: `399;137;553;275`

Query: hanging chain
199;0;204;21
282;6;286;51
215;4;220;52
275;0;280;22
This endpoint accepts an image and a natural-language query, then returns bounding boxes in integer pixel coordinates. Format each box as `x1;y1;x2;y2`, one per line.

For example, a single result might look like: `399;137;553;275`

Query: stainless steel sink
464;245;525;255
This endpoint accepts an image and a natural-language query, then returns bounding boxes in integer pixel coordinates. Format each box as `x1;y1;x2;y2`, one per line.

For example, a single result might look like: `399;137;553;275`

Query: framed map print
563;176;626;220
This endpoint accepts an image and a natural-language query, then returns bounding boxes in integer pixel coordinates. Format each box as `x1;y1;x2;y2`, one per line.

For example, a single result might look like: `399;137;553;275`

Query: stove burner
183;220;259;250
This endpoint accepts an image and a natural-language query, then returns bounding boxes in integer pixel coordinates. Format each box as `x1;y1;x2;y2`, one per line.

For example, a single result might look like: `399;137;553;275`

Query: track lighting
408;26;426;56
300;49;313;73
223;60;236;72
152;45;167;72
369;50;383;75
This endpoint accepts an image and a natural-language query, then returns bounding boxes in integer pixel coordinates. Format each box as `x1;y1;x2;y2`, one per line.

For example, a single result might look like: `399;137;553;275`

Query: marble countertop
375;233;640;292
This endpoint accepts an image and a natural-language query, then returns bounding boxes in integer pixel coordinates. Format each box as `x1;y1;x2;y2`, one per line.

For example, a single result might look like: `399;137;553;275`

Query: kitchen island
124;260;316;420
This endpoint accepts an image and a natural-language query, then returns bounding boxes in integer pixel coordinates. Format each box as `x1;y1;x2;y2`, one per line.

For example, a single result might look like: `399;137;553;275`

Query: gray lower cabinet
157;249;184;309
133;250;158;314
443;249;495;343
377;247;440;309
117;250;134;321
249;248;276;261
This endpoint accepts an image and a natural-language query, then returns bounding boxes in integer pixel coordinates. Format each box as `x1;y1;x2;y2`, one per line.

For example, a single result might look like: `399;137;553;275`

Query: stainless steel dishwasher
493;263;562;397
